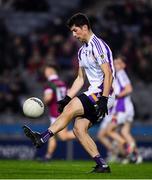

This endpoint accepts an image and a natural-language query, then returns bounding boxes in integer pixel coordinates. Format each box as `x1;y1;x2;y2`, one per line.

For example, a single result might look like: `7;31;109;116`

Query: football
23;97;44;118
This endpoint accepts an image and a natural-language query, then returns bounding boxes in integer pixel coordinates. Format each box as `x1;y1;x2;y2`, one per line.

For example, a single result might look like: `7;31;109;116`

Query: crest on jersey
100;54;105;59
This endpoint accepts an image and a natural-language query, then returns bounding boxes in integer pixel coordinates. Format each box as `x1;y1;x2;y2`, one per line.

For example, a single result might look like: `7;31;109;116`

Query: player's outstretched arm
57;67;85;113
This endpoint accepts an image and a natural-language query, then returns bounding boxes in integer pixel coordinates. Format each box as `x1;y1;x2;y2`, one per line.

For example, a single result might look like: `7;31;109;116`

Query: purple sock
93;155;108;167
40;130;54;143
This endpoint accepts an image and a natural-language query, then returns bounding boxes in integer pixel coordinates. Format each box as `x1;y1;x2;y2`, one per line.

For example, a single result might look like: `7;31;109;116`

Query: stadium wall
0;140;152;161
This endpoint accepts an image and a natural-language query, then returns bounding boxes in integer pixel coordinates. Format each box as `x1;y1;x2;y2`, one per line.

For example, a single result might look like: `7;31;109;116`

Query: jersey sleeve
91;41;109;65
117;70;131;87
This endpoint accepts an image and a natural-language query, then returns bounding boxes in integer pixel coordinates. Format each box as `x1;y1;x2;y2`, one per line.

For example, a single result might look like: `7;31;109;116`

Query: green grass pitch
0;160;151;179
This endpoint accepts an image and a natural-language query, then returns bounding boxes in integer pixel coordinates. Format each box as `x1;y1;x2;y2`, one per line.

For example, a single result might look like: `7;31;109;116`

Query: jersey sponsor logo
82;49;92;57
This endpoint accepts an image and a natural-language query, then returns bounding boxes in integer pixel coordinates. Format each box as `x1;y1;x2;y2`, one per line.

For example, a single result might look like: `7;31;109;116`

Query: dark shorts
77;93;99;124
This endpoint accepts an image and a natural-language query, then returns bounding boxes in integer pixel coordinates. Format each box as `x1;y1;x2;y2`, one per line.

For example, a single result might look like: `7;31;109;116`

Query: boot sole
22;125;36;145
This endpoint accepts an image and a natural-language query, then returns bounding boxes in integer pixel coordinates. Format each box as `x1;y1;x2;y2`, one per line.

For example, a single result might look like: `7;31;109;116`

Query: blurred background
0;0;152;161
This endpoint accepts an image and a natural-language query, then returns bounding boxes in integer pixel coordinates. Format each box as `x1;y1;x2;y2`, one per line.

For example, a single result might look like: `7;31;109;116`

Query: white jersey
114;69;131;96
112;69;134;123
113;69;134;113
78;34;115;102
100;69;135;128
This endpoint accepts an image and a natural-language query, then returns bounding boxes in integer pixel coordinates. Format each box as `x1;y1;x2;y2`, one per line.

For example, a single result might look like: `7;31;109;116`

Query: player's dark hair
46;62;59;71
115;54;127;63
67;13;91;29
41;62;59;74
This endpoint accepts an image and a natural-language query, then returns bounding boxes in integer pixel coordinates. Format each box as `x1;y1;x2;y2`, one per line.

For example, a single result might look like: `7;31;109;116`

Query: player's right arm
67;66;85;98
57;66;85;113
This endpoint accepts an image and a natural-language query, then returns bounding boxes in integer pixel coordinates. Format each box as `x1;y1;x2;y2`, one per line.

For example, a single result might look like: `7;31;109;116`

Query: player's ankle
41;130;54;143
93;154;108;167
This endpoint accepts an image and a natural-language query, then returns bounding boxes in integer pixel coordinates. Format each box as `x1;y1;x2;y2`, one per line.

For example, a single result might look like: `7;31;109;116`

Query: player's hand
94;96;108;118
57;95;71;113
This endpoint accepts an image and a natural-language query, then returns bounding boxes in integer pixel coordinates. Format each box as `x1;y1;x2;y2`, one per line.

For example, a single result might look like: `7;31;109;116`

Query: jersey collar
48;74;59;81
85;34;95;47
88;34;95;44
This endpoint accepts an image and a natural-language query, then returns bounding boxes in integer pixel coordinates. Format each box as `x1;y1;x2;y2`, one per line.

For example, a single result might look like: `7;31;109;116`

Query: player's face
70;25;87;42
44;67;50;77
114;59;124;71
44;67;53;77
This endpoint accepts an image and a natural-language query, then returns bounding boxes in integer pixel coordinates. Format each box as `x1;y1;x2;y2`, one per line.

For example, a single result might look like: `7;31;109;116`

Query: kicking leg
23;97;83;148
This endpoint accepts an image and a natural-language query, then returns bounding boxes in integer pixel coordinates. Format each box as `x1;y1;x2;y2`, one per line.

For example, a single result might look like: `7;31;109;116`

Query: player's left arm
117;84;133;98
43;90;53;104
116;70;133;98
94;63;113;117
100;63;113;97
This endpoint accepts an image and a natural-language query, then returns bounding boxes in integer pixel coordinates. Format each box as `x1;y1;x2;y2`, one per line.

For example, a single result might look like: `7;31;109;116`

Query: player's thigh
98;118;111;138
121;121;131;134
99;114;112;131
107;120;117;132
64;97;84;117
126;113;134;123
73;117;91;135
116;112;128;125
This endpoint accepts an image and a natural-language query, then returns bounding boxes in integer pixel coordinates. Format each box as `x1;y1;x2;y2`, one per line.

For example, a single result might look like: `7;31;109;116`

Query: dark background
0;0;152;160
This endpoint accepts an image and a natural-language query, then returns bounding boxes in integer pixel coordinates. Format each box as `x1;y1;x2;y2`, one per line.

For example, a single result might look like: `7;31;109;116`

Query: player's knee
73;126;85;139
